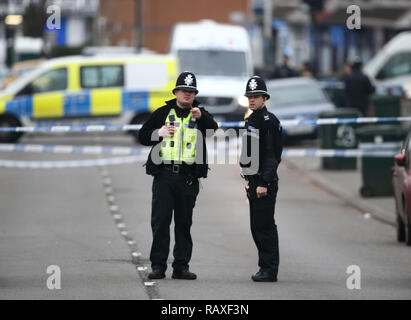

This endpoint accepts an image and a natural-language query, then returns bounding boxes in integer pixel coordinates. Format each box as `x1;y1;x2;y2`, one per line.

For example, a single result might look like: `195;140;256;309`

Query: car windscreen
177;49;247;77
266;83;328;109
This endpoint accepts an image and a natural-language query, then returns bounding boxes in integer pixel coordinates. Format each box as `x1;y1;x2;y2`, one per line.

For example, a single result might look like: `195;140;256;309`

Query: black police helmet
173;71;199;95
244;76;270;100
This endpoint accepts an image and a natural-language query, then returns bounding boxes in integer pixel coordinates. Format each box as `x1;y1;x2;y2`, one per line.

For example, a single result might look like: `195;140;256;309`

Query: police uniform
240;76;283;282
139;72;218;280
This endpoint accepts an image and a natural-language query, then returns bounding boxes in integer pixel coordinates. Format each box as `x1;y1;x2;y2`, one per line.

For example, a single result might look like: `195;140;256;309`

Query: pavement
284;155;396;226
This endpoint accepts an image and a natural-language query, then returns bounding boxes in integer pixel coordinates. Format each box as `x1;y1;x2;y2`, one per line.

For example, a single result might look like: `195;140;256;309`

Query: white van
364;31;411;99
170;20;253;122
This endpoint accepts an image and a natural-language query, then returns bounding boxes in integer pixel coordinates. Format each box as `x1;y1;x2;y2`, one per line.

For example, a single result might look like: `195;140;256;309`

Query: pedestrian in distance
300;61;315;78
270;52;298;79
343;57;375;116
240;76;283;282
139;71;218;280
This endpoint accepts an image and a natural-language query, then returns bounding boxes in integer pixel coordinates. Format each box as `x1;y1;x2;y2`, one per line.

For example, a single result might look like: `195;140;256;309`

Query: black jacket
240;106;283;186
343;71;375;115
138;98;218;178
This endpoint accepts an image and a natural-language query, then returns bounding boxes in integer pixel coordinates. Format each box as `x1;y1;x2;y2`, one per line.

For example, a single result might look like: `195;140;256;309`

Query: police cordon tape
0;143;147;156
1;116;411;132
0;142;401;169
0;155;148;169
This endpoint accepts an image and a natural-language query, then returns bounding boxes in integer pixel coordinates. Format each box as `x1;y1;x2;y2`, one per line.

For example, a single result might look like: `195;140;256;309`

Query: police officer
240;76;283;282
139;71;218;280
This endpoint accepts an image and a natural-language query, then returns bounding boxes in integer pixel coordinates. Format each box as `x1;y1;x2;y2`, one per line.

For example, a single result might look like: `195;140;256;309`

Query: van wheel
404;202;411;246
130;113;151;144
0;116;23;143
396;202;405;242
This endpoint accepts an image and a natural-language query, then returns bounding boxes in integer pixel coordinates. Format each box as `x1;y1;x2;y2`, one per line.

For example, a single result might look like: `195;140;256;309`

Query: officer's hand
256;186;267;198
190;107;202;119
159;125;176;137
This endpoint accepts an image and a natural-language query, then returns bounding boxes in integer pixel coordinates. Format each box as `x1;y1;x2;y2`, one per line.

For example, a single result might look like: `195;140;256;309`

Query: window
379;52;411;79
80;65;123;88
30;68;68;93
177;50;248;77
266;84;328;109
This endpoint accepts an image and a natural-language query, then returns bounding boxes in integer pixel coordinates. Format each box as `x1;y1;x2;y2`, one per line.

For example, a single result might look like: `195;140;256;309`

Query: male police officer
139;71;218;280
240;76;283;282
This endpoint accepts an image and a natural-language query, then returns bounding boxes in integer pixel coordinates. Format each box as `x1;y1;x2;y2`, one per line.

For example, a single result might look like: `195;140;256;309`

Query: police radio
169;114;175;126
188;117;197;128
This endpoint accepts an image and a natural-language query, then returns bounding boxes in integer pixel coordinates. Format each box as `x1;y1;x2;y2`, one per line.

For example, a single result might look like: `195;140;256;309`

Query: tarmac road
0;134;410;300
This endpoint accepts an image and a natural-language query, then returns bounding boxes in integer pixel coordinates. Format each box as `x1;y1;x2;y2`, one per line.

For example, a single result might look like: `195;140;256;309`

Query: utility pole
135;0;143;52
263;0;273;66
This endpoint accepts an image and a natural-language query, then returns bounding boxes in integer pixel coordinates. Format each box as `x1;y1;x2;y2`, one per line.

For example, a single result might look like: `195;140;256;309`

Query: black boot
251;270;277;282
148;269;166;280
172;269;197;280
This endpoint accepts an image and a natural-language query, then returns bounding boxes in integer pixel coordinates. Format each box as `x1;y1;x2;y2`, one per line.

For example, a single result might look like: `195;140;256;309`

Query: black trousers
246;177;279;275
150;171;199;272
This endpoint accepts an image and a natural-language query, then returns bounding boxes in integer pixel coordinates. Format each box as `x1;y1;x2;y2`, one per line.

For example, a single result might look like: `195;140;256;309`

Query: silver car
264;77;336;141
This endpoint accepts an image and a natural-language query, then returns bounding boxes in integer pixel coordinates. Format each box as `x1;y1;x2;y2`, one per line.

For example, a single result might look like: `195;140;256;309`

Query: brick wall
97;0;249;52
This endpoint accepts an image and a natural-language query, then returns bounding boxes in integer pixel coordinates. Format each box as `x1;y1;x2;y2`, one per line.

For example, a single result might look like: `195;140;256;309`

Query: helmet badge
249;79;258;90
184;74;194;86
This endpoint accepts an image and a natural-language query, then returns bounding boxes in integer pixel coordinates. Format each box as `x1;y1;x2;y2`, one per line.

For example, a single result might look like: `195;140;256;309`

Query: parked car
392;129;411;245
245;77;336;142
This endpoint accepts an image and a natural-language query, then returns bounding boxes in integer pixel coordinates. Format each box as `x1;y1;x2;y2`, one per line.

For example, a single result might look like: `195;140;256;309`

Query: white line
144;282;155;287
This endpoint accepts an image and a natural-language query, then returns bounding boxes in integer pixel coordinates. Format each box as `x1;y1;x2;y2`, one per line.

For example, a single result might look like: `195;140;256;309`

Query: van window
177;50;248;77
29;68;67;94
378;52;411;79
80;65;124;88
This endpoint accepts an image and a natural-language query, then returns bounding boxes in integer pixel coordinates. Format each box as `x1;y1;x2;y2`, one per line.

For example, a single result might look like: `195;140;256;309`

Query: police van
170;20;253;123
0;54;178;142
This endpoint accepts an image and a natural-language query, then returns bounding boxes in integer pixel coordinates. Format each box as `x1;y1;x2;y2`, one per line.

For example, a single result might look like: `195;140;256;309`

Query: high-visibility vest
160;108;197;163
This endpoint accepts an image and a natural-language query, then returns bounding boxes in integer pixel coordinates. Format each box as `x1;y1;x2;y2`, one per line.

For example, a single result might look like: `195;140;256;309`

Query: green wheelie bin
319;108;360;170
371;95;401;121
356;124;407;197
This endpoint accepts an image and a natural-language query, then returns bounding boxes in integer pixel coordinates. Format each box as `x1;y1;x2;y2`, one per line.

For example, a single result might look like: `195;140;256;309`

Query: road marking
97;160;162;300
144;282;155;287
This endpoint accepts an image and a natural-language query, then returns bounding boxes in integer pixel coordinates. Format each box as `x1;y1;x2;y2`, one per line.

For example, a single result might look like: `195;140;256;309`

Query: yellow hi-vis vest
160;108;198;163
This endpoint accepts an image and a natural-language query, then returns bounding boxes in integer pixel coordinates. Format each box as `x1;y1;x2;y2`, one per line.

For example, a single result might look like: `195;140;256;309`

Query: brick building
96;0;250;53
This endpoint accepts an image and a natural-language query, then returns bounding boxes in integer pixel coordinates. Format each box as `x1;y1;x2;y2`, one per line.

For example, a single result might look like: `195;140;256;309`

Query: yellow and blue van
0;54;178;142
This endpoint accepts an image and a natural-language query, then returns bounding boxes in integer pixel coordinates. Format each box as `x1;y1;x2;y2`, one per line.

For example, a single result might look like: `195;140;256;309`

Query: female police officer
139;71;217;280
240;76;283;282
